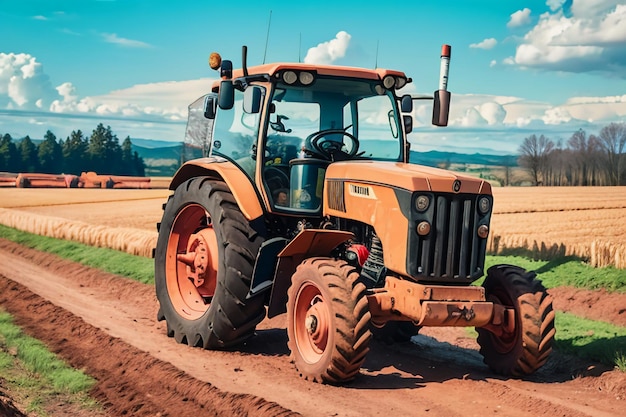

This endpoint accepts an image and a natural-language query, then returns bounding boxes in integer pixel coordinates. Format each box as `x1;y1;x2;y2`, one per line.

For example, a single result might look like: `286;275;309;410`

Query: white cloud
2;51;624;152
470;38;497;49
1;52;213;141
542;107;573;124
509;2;626;76
508;8;532;28
304;31;351;65
561;94;626;121
456;107;489;126
101;33;152;48
570;0;620;17
0;53;59;109
479;102;507;125
546;0;566;12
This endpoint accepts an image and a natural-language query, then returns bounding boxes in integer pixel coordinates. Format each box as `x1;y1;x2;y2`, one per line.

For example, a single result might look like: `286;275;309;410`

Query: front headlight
299;71;315;85
282;71;298;85
382;75;396;89
415;195;430;212
478;196;491;214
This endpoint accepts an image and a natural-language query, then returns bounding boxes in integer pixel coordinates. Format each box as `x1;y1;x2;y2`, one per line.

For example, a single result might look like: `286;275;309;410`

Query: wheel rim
165;203;218;320
293;281;332;364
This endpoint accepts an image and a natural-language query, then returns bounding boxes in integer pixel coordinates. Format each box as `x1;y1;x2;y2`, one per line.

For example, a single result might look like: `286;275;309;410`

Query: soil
0;237;624;417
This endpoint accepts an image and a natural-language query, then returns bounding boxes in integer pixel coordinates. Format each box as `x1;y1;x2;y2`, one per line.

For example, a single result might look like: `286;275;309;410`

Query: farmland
0;185;625;416
0;185;624;268
489;187;626;268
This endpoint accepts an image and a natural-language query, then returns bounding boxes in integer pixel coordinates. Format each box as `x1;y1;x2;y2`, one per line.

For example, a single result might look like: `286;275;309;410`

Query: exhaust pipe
432;44;452;127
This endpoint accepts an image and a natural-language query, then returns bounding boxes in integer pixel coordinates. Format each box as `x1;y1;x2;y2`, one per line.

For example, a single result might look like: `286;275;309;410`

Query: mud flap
248;237;288;298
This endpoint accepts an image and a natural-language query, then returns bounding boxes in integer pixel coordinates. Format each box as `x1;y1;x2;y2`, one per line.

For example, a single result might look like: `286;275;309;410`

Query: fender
170;157;264;221
265;229;354;318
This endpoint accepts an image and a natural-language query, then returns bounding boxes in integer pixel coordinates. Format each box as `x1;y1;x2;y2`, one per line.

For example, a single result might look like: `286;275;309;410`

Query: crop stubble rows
0;186;625;268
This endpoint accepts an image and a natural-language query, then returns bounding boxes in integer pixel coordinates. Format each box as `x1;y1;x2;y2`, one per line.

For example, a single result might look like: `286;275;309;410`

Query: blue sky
1;0;625;154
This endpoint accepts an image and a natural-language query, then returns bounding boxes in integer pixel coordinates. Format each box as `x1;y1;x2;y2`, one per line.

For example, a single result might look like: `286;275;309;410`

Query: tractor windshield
267;76;403;162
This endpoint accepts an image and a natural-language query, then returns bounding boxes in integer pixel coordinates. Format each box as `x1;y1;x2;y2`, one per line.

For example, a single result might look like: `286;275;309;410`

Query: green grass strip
0;224;154;285
0;310;103;416
485;255;626;292
0;311;94;394
555;311;626;370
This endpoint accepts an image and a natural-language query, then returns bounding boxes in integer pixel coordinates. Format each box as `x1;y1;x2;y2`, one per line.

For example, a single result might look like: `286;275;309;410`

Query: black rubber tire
371;321;421;344
287;257;372;384
477;264;555;376
155;177;266;349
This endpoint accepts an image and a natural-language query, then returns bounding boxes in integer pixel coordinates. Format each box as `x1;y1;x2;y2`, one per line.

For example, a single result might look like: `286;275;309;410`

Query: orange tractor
154;45;555;383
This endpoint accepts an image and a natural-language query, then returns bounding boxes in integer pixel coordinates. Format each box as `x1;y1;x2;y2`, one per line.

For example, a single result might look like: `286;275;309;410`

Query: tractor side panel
326;180;411;276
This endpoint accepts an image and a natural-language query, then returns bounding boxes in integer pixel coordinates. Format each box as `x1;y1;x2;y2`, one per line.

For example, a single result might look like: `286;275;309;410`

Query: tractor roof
211;63;408;89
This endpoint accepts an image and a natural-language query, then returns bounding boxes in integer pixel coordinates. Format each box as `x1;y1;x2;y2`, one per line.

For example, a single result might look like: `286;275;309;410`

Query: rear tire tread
155;178;266;350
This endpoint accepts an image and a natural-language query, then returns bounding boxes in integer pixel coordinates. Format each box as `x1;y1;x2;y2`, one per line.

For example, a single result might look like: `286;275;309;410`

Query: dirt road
0;238;624;417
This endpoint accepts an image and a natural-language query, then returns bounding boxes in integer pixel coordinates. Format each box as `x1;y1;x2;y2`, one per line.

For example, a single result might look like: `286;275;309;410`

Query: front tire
477;264;555;376
155;177;266;349
287;258;372;384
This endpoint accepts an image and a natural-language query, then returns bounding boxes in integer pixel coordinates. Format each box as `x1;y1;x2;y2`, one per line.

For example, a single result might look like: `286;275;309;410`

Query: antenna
263;10;272;64
298;33;302;63
374;40;379;69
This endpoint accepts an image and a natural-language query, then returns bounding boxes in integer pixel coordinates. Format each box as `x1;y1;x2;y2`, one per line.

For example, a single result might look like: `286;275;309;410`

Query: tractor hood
325;161;492;195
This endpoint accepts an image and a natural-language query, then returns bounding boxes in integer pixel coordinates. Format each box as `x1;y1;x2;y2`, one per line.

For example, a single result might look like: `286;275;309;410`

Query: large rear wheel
155;177;266;349
287;258;372;384
477;264;555;376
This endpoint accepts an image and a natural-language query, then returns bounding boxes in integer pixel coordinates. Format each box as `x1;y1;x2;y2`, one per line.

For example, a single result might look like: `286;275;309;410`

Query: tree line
0;123;145;177
518;122;626;186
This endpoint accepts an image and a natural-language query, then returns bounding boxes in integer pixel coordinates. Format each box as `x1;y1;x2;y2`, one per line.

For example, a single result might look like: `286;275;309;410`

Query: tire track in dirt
0;276;298;417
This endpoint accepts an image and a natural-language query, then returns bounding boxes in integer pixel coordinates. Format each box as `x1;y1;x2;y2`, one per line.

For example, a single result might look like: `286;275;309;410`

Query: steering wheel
305;129;360;161
264;165;290;190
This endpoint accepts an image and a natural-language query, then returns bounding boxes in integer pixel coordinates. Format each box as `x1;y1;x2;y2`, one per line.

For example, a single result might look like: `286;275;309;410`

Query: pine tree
62;130;89;175
88;124;108;173
20;136;38;172
37;130;63;174
0;133;20;172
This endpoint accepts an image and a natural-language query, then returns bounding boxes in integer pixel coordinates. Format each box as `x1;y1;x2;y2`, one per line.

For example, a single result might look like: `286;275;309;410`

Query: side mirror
203;95;216;119
220;60;233;79
403;115;413;134
432;90;451;127
400;94;413;113
218;80;234;110
243;86;263;114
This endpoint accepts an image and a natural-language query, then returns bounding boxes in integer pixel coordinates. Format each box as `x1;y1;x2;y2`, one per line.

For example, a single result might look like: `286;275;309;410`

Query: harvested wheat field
490;186;626;268
1;186;624;268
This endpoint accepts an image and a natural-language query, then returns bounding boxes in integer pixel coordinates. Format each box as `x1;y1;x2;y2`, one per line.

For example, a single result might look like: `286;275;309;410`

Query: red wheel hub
304;296;329;353
177;233;211;289
294;283;331;362
165;204;218;319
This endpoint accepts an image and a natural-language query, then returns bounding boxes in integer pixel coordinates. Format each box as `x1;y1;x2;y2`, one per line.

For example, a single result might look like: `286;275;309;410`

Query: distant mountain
131;141;183;176
129;139;518;177
410;150;518;167
132;143;183;160
130;138;183;149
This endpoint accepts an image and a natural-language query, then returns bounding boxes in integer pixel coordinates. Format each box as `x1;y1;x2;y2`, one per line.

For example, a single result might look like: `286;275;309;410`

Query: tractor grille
410;193;488;282
326;180;346;212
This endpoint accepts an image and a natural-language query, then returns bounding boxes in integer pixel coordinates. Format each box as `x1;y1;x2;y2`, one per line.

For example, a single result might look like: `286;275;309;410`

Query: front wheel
477;264;555;376
287;258;372;384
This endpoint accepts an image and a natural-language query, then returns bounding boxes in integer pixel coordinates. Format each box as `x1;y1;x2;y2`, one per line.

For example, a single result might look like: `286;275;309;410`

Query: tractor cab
183;47;449;218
